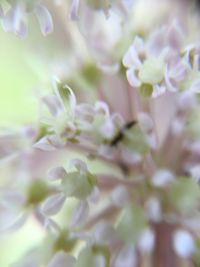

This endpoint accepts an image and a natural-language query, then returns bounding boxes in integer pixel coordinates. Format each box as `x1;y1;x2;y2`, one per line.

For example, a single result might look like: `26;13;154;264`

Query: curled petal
123;40;142;68
152;85;166;98
95;101;110;117
126;68;141;88
69;200;89;228
54;81;77;114
70;159;88;175
69;0;80;20
48;166;67;181
34;5;53;35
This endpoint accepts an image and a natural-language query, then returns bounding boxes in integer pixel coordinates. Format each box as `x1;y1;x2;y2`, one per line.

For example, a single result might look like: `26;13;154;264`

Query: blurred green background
0;27;47;266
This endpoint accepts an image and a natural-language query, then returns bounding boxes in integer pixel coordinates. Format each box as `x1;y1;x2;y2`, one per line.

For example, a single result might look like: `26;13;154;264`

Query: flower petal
48;252;76;267
126;68;141;87
34;4;53;36
47;166;67;181
69;0;80;20
40;193;66;216
69;200;89;227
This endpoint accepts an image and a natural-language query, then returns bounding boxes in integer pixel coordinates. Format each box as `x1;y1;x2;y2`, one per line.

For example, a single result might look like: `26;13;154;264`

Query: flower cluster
0;0;53;37
1;0;200;267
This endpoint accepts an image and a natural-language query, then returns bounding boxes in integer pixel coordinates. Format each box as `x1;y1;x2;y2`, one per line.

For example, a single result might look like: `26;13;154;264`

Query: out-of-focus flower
123;21;191;97
1;0;53;37
173;229;196;258
0;175;65;232
69;0;134;20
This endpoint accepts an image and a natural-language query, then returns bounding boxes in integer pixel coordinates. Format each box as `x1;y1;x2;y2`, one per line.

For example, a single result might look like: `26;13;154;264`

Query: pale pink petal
2;4;28;37
88;186;100;203
189;79;200;94
47;166;67;181
167;20;184;50
48;252;76;267
69;0;80;20
95;101;110;117
169;60;189;81
34;5;53;36
33;136;56;151
69;200;89;228
126;68;141;88
70;159;87;174
123;38;143;68
0;210;28;232
40;193;66;216
165;66;177;92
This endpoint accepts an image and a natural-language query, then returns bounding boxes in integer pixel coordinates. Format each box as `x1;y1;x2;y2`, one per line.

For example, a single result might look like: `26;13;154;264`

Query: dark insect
110;120;137;147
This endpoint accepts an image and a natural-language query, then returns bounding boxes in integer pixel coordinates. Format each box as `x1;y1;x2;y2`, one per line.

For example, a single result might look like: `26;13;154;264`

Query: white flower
2;0;53;37
123;21;189;97
173;230;196;258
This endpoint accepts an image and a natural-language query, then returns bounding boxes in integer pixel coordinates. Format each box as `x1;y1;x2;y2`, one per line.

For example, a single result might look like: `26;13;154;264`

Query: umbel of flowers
1;0;200;267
